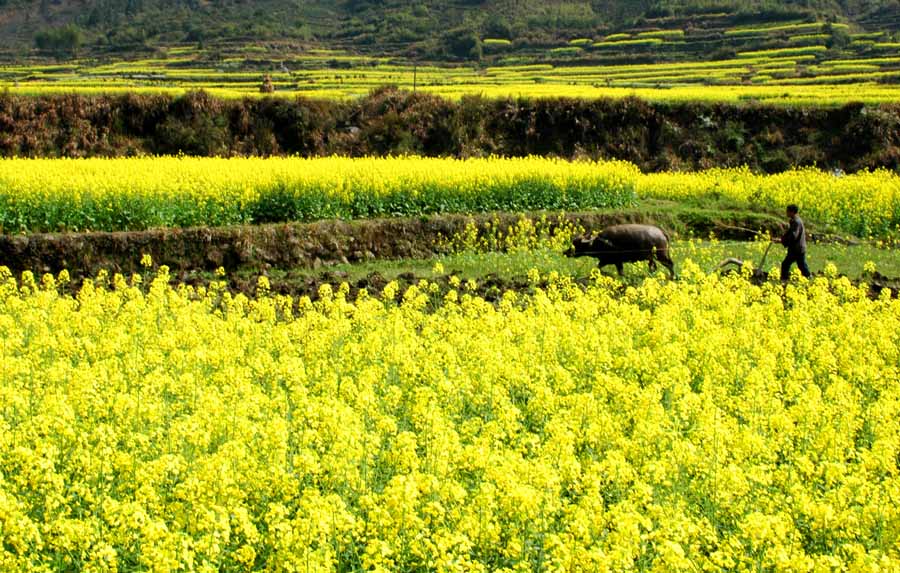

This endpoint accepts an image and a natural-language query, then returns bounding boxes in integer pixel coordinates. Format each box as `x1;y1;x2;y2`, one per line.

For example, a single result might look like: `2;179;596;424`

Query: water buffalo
565;224;675;278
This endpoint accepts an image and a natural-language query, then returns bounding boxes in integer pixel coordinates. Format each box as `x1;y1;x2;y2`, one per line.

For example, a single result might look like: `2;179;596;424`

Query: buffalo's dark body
565;224;675;277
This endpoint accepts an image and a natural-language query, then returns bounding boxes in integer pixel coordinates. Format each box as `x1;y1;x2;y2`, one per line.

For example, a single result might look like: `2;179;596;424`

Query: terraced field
3;19;900;103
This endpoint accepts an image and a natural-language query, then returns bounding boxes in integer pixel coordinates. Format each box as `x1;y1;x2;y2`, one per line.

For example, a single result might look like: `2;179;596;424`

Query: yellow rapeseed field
5;81;900;106
1;264;898;571
636;166;900;237
1;157;899;236
0;156;638;233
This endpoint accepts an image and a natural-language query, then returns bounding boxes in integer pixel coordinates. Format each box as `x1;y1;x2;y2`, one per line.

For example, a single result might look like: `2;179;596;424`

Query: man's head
786;204;799;218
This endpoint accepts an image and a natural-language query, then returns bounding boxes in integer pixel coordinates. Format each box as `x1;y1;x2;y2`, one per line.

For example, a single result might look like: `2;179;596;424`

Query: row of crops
4;53;900;103
7;82;900;104
488;22;893;56
1;157;898;237
12;57;890;88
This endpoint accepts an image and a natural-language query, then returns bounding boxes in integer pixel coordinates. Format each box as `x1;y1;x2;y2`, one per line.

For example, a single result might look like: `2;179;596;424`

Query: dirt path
1;207;785;277
181;269;900;303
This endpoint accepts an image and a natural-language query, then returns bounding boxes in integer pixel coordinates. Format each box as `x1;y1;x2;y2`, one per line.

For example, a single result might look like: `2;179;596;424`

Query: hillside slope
1;0;899;59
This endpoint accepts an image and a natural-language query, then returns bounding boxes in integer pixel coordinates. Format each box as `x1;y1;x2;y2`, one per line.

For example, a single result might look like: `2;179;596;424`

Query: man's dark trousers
781;251;811;280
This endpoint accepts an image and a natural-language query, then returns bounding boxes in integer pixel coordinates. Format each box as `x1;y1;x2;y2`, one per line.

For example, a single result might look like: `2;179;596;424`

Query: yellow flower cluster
1;265;898;571
0;156;637;233
636;166;900;237
2;157;899;237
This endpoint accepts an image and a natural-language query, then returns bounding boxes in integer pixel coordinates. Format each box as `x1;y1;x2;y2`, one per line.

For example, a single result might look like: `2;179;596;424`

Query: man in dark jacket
775;204;811;280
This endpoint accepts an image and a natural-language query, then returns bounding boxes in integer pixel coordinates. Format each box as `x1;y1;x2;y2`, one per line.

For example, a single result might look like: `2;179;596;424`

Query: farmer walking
774;204;811;280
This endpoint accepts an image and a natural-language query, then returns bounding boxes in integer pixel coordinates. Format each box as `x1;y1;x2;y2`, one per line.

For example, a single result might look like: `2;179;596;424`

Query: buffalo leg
615;262;624;276
659;255;676;279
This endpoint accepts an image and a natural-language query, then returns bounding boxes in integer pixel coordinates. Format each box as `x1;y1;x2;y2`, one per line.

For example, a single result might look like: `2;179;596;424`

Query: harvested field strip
183;244;900;303
21;241;899;305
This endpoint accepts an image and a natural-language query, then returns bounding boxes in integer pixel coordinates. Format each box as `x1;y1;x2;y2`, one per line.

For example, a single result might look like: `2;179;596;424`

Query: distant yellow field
4;47;900;104
6;79;900;105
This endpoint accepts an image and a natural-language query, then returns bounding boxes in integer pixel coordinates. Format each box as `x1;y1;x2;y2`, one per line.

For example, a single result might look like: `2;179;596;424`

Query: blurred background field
6;43;900;104
4;2;900;104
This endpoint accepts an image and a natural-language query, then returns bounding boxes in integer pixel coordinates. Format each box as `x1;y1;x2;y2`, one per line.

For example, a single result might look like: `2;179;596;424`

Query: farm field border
0;204;782;276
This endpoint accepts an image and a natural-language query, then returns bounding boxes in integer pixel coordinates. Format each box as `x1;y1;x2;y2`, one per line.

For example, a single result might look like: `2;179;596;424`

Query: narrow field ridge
0;208;783;276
